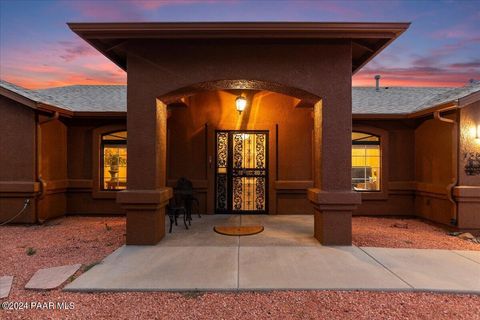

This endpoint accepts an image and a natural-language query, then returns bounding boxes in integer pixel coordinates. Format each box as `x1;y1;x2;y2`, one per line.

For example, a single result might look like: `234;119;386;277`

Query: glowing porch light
235;95;247;114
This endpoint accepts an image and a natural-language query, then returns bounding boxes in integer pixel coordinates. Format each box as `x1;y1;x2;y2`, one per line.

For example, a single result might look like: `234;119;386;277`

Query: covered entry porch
69;22;410;246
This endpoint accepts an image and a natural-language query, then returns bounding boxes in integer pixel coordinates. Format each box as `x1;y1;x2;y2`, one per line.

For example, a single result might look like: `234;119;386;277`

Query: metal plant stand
167;177;200;233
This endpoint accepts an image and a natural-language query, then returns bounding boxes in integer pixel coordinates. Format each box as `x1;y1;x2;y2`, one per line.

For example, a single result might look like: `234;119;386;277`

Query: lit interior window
101;131;127;190
352;132;380;191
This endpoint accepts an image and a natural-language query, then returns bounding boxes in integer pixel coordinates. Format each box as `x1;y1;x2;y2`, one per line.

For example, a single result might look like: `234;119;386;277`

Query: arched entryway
117;76;360;245
111;34;363;245
161;81;319;218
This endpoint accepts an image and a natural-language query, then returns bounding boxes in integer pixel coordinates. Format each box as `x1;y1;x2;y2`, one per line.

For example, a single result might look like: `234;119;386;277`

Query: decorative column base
117;188;172;245
453;186;480;230
308;188;361;245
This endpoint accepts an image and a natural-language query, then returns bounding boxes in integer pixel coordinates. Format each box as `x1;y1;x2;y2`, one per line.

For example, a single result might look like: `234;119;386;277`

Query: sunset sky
0;0;479;89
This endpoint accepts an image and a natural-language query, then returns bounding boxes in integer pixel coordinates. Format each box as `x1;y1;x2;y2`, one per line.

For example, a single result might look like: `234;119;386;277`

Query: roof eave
0;87;37;109
67;22;412;37
353;113;409;120
458;90;480;108
407;102;458;119
0;87;72;117
68;22;410;73
72;111;126;118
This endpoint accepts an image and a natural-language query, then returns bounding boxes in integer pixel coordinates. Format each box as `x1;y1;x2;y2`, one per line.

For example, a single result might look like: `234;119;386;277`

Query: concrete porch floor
65;215;480;293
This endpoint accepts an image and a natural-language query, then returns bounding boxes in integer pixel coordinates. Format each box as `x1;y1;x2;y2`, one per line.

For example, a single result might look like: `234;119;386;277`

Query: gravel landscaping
353;216;480;250
0;216;479;319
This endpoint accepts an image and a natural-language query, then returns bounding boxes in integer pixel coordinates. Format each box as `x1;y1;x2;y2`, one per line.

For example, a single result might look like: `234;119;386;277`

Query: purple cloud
58;41;98;62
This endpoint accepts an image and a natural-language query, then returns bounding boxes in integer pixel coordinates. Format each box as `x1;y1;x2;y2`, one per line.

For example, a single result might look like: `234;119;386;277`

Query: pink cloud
450;60;480;69
1;40;126;89
20;64;65;74
129;0;223;10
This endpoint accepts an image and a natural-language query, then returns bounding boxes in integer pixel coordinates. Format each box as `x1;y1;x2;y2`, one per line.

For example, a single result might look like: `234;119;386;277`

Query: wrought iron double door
215;130;268;214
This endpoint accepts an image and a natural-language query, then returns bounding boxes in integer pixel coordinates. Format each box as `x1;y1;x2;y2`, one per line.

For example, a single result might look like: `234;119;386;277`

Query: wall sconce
235;95;247;114
469;125;480;142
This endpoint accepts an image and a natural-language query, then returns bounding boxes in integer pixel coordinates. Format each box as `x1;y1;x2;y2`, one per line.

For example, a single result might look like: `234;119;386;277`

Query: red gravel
2;291;480;320
353;216;480;250
1;216;479;319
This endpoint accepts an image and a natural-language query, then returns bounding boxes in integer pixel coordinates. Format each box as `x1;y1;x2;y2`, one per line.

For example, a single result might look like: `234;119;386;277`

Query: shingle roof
414;81;480;112
1;80;479;116
352;87;452;114
0;80;70;109
352;81;480;114
35;85;126;112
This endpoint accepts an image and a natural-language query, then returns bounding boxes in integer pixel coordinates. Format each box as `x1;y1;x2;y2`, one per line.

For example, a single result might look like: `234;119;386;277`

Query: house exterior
1;22;479;246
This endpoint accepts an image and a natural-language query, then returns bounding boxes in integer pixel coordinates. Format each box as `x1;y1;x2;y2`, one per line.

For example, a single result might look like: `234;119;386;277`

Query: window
101;131;127;190
352;132;380;191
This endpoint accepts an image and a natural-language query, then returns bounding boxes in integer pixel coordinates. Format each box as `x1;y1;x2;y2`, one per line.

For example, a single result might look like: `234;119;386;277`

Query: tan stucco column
117;90;172;245
308;98;361;245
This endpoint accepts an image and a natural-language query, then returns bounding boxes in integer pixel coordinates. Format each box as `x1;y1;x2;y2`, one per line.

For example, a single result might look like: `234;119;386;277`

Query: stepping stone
0;276;13;298
25;264;81;290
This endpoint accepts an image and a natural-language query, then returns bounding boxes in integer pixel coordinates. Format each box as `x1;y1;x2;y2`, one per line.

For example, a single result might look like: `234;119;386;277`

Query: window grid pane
102;131;127;191
352;133;381;192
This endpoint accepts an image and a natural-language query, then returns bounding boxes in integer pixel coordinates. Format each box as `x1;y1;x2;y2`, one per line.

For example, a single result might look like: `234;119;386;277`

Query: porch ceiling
68;22;410;74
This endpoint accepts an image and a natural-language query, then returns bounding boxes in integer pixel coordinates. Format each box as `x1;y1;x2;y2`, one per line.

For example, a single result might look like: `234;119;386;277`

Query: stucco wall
352;119;415;216
0;96;37;223
457;101;480;229
414;116;456;225
36;116;68;221
65;118;126;215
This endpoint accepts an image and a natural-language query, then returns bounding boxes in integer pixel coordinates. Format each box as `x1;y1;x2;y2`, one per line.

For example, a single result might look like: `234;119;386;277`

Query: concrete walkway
65;215;480;293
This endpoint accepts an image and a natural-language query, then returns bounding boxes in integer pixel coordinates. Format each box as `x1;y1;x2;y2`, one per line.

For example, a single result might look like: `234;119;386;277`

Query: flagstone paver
25;264;81;290
0;276;13;298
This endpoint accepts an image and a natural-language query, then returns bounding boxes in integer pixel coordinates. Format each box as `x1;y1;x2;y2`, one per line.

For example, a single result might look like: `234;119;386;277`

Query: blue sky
0;0;479;88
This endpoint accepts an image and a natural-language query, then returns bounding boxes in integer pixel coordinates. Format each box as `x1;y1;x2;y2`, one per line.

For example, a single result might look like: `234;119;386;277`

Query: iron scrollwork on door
233;133;244;168
217;132;228;167
215;131;268;213
255;177;266;210
255;133;265;169
216;132;228;210
233;177;243;210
